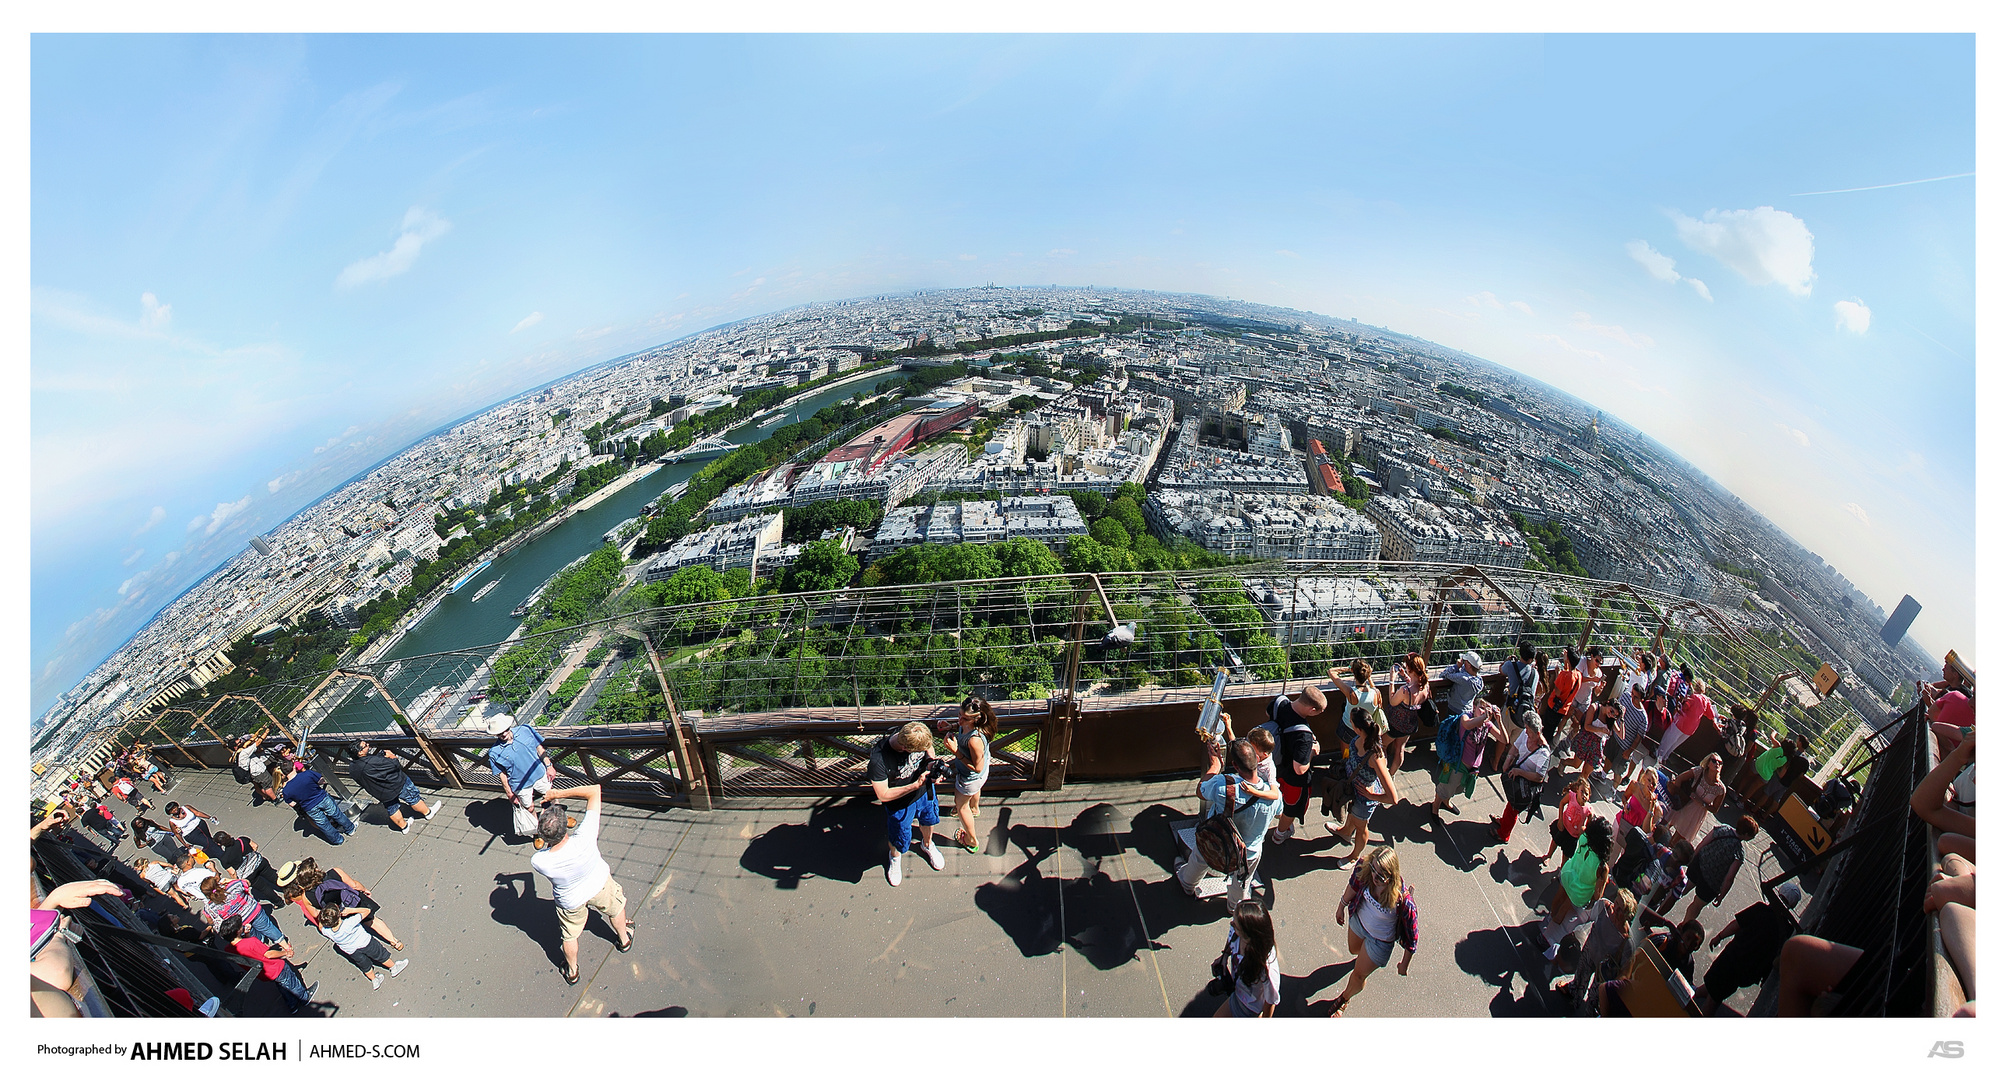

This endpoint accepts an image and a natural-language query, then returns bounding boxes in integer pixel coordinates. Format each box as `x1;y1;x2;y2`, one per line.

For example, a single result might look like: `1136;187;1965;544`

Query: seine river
319;370;902;732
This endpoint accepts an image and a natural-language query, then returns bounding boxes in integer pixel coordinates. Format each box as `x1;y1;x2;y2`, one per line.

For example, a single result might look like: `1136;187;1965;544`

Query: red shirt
1935;691;1974;730
1674;692;1715;735
232;936;286;981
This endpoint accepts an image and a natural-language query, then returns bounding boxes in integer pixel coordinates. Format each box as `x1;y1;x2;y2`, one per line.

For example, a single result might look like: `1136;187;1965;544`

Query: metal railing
107;561;1872;808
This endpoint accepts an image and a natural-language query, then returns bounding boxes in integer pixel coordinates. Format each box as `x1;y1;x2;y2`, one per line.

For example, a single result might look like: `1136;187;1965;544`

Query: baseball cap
486;713;517;736
1776;882;1804;909
1460;651;1482;669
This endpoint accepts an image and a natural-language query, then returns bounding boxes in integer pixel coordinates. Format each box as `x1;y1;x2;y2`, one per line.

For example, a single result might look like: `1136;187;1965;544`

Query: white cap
1776;882;1804;909
486;713;518;736
1460;651;1483;669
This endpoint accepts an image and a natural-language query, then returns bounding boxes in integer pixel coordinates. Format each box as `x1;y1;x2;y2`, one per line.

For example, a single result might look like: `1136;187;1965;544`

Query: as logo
1927;1041;1964;1059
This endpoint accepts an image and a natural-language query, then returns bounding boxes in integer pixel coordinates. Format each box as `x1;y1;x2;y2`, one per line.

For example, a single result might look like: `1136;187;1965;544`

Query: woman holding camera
945;695;998;853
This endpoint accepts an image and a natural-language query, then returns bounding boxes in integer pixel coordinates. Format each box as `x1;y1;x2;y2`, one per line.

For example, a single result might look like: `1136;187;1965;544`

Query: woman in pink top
1656;678;1716;766
1539;776;1593;865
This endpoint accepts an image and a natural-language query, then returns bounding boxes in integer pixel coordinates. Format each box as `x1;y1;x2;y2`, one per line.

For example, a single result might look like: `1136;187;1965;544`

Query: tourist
1665;754;1728;846
281;760;356;845
219;915;317;1015
1381;652;1432;778
1609;682;1651;788
1211;899;1281;1017
165;801;220;855
173;848;217;907
1500;639;1542;768
348;738;440;832
198;873;285;944
1328;721;1395;868
1540;816;1613;961
1538;776;1592;866
1922;677;1975;757
1328;659;1379;748
1694;882;1803;1014
1326;846;1418;1017
943;695;999;854
1610;770;1662;868
1573;645;1606;732
1659;676;1717;767
236;735;280;804
1541;646;1583;744
1262;684;1326;844
208;830;277;904
79;801;124;851
1681;815;1762;926
1492;721;1551;843
1432;687;1498;822
1559;886;1635;1009
276;858;407;951
867;720;946;887
486;714;557;840
1558;698;1614;783
130;855;193;912
135;750;170;793
532;783;635;985
315;900;410;990
1910;731;1975;863
109;773;152;813
1180;739;1279;904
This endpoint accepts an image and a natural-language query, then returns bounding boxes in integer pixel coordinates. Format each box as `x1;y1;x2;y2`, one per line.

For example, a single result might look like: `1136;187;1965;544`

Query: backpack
1504;659;1538;714
1194;788;1257;875
1502;748;1545;815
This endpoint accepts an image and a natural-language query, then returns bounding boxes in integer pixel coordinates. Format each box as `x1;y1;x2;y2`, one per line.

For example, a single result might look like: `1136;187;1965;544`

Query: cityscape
27;32;1972;1035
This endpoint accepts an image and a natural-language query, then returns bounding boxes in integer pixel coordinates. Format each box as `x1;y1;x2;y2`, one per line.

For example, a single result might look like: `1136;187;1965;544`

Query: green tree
1090;517;1132;549
1070;490;1107;520
993;536;1064;578
933;543;1003;583
782;539;860;594
1107;496;1146;537
1064;534;1137;574
655;566;732;607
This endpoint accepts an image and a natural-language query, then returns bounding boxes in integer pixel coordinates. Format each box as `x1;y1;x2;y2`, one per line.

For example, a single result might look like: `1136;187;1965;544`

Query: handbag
1667;770;1697;812
1194;791;1257;875
1206;937;1236;997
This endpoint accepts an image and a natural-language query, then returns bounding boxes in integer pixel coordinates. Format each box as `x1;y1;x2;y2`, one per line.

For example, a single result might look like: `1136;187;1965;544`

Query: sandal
955;832;979;853
563;967;580;985
1330;993;1350;1017
616;927;635;953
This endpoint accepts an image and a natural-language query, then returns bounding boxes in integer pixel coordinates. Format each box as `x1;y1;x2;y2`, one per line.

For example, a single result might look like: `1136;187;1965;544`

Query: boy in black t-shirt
867;721;946;887
1260;686;1326;845
1695;882;1802;1014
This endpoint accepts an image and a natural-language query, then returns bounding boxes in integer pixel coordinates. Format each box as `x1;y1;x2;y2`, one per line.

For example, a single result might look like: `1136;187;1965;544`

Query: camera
924;757;952;783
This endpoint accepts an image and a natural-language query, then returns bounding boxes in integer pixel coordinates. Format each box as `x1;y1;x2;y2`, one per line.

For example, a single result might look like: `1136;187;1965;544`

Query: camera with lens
924;756;953;783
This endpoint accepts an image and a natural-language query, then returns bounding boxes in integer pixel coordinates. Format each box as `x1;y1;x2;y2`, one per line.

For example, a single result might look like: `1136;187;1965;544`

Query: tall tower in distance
1881;594;1922;648
248;535;276;558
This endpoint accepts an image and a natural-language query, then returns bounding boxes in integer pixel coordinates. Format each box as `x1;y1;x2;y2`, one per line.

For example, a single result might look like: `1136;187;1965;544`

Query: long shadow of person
1284;961;1352;1016
1454;922;1562;1017
737;797;878;888
489;871;566;971
465;796;528;846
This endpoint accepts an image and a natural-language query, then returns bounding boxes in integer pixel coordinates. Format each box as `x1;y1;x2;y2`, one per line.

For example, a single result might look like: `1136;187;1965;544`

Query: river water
322;370;902;730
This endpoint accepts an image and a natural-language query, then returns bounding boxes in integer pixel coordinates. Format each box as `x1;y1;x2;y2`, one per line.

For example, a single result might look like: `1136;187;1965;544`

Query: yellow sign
1779;794;1832;856
31;762;46;775
1813;663;1840;697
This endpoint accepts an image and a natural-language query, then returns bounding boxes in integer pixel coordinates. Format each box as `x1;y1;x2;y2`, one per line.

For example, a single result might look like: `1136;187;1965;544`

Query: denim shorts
1359;930;1395;968
1351;796;1379;827
886;785;940;853
381;776;424;812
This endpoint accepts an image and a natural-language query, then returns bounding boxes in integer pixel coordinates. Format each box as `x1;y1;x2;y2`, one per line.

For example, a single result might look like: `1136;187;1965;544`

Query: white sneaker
1324;820;1344;836
369;972;385;990
1268;827;1293;845
921;842;946;871
886;853;903;887
389;958;409;978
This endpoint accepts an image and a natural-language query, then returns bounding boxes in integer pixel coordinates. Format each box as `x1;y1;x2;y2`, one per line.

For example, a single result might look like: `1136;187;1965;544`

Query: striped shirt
202;876;259;926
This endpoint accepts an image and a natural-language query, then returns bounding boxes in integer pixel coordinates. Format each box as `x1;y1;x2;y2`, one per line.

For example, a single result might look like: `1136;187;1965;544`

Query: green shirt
1560;845;1602;907
1753;747;1787;781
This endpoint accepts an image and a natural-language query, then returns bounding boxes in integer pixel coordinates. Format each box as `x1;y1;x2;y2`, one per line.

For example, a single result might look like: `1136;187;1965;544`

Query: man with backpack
1178;738;1279;905
1501;639;1541;764
1261;685;1326;845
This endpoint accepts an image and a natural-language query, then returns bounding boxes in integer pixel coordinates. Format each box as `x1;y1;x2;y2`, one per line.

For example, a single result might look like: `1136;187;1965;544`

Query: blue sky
29;34;1974;714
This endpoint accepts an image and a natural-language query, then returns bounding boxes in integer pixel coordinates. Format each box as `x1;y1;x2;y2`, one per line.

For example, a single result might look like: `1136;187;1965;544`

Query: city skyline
30;34;1974;715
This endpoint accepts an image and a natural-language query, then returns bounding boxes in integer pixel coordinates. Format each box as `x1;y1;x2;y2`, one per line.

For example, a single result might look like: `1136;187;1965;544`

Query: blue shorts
1360;931;1395;968
1352;796;1380;827
886;785;940;853
381;777;424;813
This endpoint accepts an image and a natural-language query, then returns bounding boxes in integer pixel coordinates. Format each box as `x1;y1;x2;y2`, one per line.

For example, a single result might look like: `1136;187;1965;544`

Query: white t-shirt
318;911;373;953
1226;928;1282;1015
176;865;215;901
530;806;611;910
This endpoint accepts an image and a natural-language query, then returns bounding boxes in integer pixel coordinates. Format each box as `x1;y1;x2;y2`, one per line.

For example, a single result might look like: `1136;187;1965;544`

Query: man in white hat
485;714;556;839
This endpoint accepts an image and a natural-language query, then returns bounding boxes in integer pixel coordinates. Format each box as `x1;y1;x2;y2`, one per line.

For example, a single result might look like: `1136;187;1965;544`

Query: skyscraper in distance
1881;594;1922;648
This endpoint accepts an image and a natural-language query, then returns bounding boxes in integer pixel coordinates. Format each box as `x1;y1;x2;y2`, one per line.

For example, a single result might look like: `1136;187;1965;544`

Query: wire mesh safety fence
113;561;1874;803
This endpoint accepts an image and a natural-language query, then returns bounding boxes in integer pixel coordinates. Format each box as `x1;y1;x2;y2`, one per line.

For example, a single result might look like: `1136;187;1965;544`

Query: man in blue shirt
486;714;557;840
1176;739;1279;906
281;761;355;845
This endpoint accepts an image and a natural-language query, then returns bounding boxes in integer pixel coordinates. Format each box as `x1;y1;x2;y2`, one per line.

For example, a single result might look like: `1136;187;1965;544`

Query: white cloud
1048;248;1076;257
335;206;451;289
133;505;165;536
193;495;253;536
1775;423;1810;447
510;311;544;334
1510;300;1534;316
1834;299;1872;334
122;548;144;566
956;253;977;261
1626;240;1713;302
1626;240;1682;283
1842;502;1872;527
1469;291;1534;315
1571;312;1654;349
139;292;171;329
1534;334;1612;364
1672;206;1817;295
267;470;302;494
